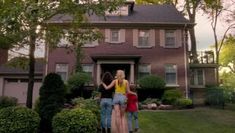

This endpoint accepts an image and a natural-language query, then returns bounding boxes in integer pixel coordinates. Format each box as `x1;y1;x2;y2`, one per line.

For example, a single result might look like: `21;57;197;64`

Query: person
126;84;139;133
102;70;136;133
99;72;115;133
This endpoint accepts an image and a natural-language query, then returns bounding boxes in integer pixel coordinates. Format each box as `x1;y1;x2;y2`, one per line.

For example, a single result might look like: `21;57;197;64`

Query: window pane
165;64;177;84
190;69;204;86
56;64;68;81
165;30;175;47
138;64;150;79
138;30;149;46
111;29;119;42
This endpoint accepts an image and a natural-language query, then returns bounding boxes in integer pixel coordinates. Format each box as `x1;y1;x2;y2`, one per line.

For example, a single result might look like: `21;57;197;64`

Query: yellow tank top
115;79;127;95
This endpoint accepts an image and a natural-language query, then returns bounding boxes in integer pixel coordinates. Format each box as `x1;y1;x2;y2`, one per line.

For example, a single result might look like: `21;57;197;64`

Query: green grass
138;107;235;133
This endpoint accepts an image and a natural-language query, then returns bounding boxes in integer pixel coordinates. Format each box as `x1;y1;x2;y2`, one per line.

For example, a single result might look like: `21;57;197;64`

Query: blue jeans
100;98;112;128
113;93;126;108
127;112;139;131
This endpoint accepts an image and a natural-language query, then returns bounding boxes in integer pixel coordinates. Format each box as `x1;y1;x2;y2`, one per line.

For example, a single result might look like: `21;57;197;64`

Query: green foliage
0;96;17;109
52;108;97;133
0;106;40;133
72;98;100;122
162;89;182;105
138;75;165;90
205;86;225;107
135;0;176;5
176;98;193;109
67;72;91;90
5;57;29;70
33;98;40;113
38;73;66;132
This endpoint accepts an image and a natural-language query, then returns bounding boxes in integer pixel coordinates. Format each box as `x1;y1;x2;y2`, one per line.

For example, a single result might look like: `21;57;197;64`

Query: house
45;2;217;104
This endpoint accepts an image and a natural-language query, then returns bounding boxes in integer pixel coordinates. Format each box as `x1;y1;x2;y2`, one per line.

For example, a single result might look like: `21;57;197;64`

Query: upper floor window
165;30;176;47
105;29;125;43
111;29;119;42
55;64;69;81
138;64;151;79
165;64;177;85
190;69;204;86
138;30;150;46
160;29;182;48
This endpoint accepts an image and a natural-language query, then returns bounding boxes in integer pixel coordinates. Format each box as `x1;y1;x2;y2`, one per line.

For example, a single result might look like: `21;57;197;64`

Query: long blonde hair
116;70;125;81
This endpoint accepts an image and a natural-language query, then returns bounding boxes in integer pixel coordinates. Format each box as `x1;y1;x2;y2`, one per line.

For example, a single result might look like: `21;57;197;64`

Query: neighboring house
46;2;217;104
0;60;44;105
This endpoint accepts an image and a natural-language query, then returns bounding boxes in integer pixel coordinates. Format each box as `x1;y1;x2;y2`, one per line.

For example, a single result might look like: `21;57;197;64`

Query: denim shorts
113;93;126;108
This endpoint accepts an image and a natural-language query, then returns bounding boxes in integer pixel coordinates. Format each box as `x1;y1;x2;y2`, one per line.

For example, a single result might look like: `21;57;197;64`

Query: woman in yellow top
102;70;136;133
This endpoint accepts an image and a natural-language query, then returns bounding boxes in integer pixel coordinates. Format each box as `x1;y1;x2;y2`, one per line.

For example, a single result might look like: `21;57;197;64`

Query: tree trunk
189;28;198;63
26;35;36;108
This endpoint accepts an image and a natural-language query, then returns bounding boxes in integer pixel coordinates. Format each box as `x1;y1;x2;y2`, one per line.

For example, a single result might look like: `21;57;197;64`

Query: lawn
138;107;235;133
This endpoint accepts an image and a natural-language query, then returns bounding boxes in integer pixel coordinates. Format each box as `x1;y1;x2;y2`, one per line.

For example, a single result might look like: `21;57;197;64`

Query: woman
99;72;115;133
102;70;136;133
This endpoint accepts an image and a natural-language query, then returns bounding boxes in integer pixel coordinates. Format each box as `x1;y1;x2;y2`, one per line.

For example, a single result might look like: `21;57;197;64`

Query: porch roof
91;54;141;61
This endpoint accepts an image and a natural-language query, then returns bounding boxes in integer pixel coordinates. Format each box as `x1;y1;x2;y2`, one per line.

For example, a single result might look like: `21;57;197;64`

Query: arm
102;80;115;90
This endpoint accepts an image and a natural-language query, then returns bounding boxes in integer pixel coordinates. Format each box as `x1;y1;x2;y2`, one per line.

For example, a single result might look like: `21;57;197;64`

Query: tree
203;0;235;84
0;0;122;108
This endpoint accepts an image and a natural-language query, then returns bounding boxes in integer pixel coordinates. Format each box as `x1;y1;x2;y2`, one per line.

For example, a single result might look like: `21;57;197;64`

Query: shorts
113;93;126;108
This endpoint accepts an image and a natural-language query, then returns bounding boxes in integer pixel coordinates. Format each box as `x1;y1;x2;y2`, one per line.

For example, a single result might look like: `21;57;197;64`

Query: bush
176;98;193;109
66;72;91;100
0;96;17;109
72;98;100;122
52;108;97;133
205;86;225;108
0;106;40;133
162;89;183;105
38;73;66;133
138;75;165;89
141;98;161;105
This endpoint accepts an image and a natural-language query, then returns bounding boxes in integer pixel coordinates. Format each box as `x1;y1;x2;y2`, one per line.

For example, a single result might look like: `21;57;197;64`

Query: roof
0;61;44;75
48;4;192;26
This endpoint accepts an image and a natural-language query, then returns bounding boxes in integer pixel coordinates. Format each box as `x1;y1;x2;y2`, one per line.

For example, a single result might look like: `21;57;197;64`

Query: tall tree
0;0;121;108
203;0;235;84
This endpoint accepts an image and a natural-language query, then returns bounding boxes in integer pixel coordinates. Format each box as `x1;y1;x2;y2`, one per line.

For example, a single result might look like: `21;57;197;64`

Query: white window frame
55;63;69;81
110;29;120;43
165;64;178;86
138;64;151;79
165;30;176;48
190;69;205;86
138;30;150;47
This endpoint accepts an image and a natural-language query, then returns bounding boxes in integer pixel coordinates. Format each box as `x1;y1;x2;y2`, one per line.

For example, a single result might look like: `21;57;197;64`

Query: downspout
184;24;189;98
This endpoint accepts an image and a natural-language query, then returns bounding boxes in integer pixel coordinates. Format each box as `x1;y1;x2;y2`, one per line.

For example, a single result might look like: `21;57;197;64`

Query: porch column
96;63;101;85
130;62;134;84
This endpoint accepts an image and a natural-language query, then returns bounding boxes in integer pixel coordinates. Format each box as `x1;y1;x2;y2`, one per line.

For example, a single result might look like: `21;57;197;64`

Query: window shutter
159;30;165;47
133;29;138;46
149;29;155;47
105;29;110;42
176;30;182;48
119;29;125;43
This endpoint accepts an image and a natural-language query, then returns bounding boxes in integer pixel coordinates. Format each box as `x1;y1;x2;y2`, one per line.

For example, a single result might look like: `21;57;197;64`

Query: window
55;64;69;81
82;64;93;78
138;64;151;79
165;30;176;47
190;69;204;86
110;29;119;42
165;64;177;85
138;30;150;46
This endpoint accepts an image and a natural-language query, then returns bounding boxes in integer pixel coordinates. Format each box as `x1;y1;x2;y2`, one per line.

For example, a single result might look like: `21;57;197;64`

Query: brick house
46;2;217;104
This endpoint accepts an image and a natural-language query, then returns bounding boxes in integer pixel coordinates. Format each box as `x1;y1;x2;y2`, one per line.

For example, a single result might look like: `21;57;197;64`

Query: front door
101;64;130;80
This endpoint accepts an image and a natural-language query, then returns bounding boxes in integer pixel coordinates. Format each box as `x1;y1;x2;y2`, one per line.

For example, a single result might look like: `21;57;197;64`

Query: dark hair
101;72;113;85
130;84;136;92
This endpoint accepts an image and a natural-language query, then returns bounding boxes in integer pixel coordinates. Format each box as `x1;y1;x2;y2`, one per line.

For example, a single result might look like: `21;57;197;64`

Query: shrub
38;73;66;133
176;98;193;109
0;96;17;109
0;106;40;133
138;75;165;89
205;86;225;108
141;98;161;105
52;108;97;133
72;98;100;122
162;89;183;105
66;72;91;100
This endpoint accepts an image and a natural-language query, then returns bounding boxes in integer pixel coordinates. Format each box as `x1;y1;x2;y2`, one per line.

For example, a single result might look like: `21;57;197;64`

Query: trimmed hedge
162;89;183;105
52;108;97;133
138;75;165;89
176;98;193;109
0;96;17;109
205;86;225;108
0;106;40;133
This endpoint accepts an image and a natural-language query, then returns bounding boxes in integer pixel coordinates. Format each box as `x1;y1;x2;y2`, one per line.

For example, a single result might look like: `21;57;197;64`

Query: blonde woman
102;70;136;133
